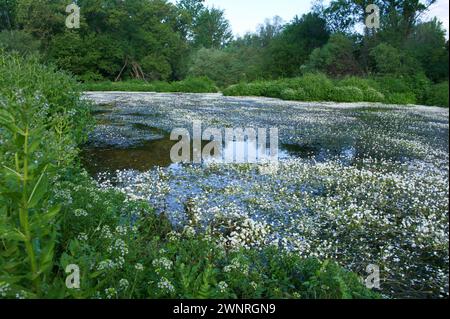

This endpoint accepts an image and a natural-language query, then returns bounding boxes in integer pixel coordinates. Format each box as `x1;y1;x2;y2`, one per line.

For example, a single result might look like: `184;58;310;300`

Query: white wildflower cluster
118;279;129;291
74;208;88;217
0;282;10;297
135;263;144;271
104;287;117;299
211;212;271;249
115;225;128;236
97;257;126;271
107;238;129;256
167;231;181;242
217;281;228;293
77;232;88;241
97;259;116;271
152;257;173;272
157;277;175;294
223;257;249;276
100;225;113;240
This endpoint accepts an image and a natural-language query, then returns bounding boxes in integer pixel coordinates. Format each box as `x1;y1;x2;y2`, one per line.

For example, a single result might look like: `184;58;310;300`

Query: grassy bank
223;73;449;107
82;77;218;93
0;52;377;299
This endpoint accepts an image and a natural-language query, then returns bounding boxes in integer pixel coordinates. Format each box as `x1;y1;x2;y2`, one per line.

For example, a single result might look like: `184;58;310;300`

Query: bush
364;87;385;102
337;76;380;91
331;86;364;102
224;73;440;105
294;73;334;101
171;77;218;93
280;88;307;101
82;77;218;93
385;92;417;105
426;82;449;107
0;30;41;56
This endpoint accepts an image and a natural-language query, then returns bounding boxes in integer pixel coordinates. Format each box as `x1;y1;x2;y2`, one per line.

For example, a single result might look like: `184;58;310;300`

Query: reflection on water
81;132;305;176
81;136;178;176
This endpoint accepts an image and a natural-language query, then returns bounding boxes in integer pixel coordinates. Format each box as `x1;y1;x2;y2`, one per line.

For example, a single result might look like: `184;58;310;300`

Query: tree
405;18;449;82
188;48;242;87
192;7;233;48
306;34;362;76
0;0;18;30
0;29;40;55
264;13;329;78
46;0;188;81
369;43;421;75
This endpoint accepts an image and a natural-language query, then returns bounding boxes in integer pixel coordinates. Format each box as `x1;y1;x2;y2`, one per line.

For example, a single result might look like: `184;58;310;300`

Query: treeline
189;0;449;88
0;0;233;81
0;0;448;95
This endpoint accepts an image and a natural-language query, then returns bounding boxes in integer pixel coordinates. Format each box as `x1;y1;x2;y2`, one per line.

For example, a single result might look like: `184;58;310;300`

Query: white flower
157;277;175;293
218;281;228;293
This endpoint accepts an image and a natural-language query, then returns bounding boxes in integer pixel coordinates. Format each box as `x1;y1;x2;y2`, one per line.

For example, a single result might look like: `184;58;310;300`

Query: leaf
39;232;56;274
28;165;48;208
40;205;61;224
3;166;23;180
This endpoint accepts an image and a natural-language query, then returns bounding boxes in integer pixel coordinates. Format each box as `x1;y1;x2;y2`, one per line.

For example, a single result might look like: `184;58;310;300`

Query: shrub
406;73;432;104
0;30;41;56
261;81;285;98
374;75;411;95
331;86;364;102
364;87;385;102
82;77;218;93
426;82;449;107
280;88;307;101
385;92;417;105
290;73;334;101
222;83;247;96
338;76;380;91
171;77;218;93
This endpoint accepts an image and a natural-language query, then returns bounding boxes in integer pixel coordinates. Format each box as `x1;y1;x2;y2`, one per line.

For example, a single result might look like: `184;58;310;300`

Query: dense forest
0;0;448;87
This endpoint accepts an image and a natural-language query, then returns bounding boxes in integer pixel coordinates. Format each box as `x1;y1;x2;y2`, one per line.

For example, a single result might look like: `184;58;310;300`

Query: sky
198;0;449;38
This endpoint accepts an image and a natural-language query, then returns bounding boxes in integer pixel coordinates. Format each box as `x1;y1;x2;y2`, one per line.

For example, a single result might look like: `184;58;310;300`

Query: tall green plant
0;103;60;296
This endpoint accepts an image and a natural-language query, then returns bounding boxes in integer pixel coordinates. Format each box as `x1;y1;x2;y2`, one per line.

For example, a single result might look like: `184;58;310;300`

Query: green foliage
426;82;449;107
224;73;446;106
188;48;250;88
331;86;364;102
0;30;40;56
57;179;378;300
0;52;92;297
370;43;404;75
363;87;385;103
289;73;334;101
281;88;307;101
82;77;218;93
385;92;417;105
264;13;329;78
178;0;233;49
405;18;449;82
305;33;362;77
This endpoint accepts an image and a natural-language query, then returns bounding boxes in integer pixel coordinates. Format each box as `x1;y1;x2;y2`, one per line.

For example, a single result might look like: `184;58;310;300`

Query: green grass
82;77;218;93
